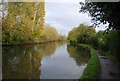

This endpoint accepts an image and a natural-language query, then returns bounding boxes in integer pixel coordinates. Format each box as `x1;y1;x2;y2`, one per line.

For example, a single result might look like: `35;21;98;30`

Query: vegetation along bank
2;2;66;46
68;24;120;79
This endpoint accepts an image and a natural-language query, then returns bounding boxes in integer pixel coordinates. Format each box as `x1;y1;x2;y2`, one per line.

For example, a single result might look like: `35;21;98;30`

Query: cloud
45;0;107;35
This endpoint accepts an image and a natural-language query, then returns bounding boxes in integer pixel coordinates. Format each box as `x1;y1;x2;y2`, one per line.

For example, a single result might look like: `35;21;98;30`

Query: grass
0;29;1;45
78;44;100;79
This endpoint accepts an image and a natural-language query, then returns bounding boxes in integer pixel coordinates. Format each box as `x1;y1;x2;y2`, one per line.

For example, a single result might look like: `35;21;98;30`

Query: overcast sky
45;0;108;36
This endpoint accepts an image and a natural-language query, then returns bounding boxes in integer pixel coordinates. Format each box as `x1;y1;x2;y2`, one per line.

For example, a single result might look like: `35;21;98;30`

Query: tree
77;24;96;44
80;2;120;30
68;24;96;44
68;27;79;43
2;2;45;44
95;31;107;50
44;25;59;41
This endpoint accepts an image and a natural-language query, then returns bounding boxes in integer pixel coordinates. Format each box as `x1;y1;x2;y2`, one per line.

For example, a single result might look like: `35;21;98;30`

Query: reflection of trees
2;42;65;79
56;41;67;47
42;42;66;57
2;45;42;79
42;42;57;57
67;44;90;66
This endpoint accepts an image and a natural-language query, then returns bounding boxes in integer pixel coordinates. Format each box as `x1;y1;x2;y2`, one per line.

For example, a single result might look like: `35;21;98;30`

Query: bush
68;24;96;45
95;30;120;62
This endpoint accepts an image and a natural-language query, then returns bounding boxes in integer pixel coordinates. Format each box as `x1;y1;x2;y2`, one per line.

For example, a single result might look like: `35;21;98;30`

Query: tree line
68;24;120;62
2;2;66;45
79;2;120;62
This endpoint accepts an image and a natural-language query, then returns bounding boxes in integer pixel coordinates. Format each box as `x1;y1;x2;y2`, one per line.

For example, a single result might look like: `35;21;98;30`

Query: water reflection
2;42;64;79
67;44;90;66
3;45;42;79
2;42;90;79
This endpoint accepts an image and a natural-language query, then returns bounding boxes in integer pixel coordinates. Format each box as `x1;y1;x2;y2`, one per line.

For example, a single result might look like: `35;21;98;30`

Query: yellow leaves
44;26;59;40
10;24;13;27
34;8;37;11
3;2;46;44
22;24;25;27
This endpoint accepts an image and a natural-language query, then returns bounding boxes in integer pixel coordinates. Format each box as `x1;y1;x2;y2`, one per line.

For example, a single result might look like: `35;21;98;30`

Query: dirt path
97;50;120;79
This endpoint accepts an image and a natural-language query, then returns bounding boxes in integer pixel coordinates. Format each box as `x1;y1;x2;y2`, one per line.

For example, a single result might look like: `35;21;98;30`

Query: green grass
78;44;100;79
0;29;2;45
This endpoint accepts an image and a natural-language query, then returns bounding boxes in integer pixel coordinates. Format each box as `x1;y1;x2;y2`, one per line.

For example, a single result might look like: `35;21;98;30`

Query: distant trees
44;25;67;41
80;2;120;30
68;24;96;44
44;25;59;41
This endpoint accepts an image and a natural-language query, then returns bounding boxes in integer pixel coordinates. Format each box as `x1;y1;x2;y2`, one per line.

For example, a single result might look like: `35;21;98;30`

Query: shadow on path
97;50;120;79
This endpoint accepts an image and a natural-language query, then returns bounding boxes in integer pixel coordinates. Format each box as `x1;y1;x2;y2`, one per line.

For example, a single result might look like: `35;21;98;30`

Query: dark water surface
2;42;90;79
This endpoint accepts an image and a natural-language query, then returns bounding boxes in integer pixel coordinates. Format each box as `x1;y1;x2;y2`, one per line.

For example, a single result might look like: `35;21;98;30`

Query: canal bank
67;43;101;79
75;44;100;79
77;43;120;79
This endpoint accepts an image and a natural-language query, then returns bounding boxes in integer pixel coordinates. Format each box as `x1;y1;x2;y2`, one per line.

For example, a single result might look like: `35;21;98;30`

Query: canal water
2;42;90;79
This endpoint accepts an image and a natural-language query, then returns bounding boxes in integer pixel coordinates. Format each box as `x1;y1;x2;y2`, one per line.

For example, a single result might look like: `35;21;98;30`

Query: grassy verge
78;44;100;79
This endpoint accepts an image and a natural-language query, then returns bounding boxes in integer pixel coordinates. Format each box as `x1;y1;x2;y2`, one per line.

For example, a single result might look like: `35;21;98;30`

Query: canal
2;42;90;79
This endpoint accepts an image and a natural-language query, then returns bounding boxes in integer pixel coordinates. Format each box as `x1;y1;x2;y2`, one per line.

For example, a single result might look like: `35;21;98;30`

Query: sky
45;0;107;36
